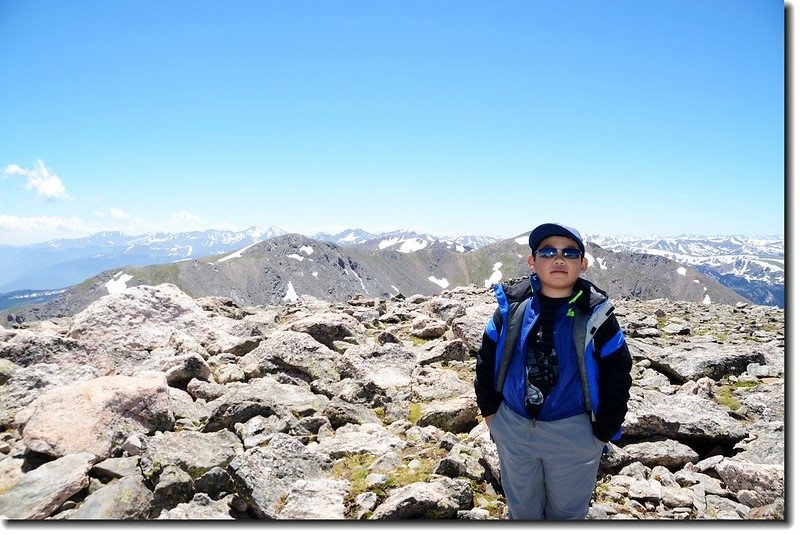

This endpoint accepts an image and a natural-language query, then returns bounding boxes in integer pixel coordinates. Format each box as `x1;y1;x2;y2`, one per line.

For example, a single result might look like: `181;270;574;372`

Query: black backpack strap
495;297;531;393
573;309;593;417
573;300;615;419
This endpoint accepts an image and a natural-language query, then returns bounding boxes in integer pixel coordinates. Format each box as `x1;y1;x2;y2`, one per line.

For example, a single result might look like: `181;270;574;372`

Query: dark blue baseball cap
528;223;585;255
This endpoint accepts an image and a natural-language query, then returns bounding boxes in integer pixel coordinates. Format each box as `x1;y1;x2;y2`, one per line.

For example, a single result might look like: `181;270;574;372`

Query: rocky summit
0;282;784;521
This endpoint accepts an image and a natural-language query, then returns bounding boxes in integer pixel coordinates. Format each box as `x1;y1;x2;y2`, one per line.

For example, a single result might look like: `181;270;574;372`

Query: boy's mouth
550;269;568;274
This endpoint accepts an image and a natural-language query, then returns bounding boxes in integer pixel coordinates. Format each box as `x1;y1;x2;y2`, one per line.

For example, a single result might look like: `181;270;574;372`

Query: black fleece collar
499;276;608;315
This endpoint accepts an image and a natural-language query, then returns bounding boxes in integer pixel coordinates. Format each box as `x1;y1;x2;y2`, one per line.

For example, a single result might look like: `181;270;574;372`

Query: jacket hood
499;277;534;303
497;275;608;314
574;278;609;314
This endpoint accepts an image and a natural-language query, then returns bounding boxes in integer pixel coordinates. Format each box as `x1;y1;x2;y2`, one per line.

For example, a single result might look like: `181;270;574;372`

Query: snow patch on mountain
8;288;66;301
586;253;609;270
287;254;304;261
350;268;367;292
677;267;687;276
217;242;258;263
515;235;528;245
105;272;133;294
169;245;193;257
283;282;299;302
428;276;449;289
398;239;428;253
300;245;314;255
378;237;402;250
485;262;503;287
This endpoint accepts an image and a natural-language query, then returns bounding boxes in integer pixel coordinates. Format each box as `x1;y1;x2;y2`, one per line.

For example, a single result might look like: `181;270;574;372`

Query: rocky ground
0;282;785;521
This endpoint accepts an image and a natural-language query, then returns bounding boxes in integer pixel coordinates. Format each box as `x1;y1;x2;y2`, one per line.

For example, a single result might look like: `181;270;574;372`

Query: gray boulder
18;373;174;460
140;429;243;480
371;476;473;519
228;433;332;519
414;339;469;366
246;330;341;382
0;363;100;428
277;478;350;519
0;330;96;370
410;316;447;339
338;343;417;392
91;456;142;479
66;284;241;370
153;465;195;513
157;493;235;519
71;474;154;519
417;396;479;434
203;376;329;432
451;303;496;353
0;451;95;519
624;387;748;444
715;459;784;508
621;438;699;470
313;423;406;460
159;352;212;386
649;343;766;382
421;297;466;325
434;443;485;481
286;312;364;350
0;357;20;385
412;366;468;402
323;397;382;428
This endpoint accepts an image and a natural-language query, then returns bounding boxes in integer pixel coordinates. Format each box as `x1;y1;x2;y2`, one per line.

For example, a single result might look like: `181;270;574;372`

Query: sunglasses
534;247;583;260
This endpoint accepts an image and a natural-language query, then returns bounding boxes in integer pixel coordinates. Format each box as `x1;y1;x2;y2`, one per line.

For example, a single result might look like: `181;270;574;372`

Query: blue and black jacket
475;275;632;442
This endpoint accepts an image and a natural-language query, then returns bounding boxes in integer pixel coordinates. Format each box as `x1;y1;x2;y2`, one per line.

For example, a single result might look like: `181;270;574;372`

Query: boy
475;223;632;520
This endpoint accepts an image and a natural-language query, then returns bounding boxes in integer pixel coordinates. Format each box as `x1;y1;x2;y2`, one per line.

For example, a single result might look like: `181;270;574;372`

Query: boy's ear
580;257;588;273
527;254;536;273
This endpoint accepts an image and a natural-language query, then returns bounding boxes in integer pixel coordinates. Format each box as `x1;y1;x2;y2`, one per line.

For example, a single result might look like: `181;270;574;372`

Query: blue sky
0;0;785;245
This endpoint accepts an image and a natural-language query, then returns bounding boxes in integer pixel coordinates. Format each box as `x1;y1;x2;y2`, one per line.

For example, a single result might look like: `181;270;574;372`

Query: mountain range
2;229;757;325
587;235;784;308
0;227;500;295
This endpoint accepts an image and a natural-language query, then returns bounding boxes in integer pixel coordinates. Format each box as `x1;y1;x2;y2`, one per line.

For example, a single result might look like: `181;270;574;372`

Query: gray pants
489;401;605;520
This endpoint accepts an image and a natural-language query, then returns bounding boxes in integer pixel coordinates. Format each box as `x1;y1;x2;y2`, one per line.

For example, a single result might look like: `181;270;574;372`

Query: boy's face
527;235;588;298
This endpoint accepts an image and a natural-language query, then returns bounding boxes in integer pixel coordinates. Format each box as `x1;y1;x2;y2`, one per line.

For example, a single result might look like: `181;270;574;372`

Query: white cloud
168;210;206;231
0;214;95;244
0;214;87;233
109;208;131;221
3;164;24;176
3;159;68;200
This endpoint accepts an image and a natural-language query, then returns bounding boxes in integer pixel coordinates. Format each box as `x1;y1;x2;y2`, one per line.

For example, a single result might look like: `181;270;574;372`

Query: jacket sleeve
591;313;633;442
474;307;504;417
